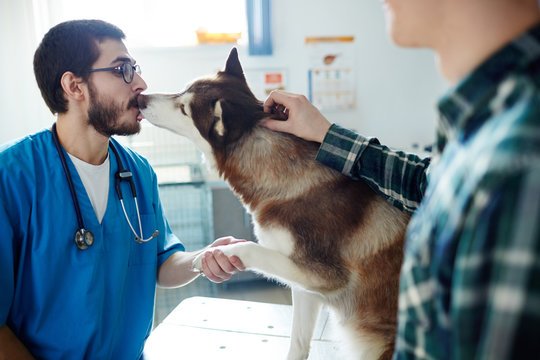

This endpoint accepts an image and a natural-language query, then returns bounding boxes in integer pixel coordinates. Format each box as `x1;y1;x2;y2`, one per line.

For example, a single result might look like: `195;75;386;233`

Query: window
41;0;248;48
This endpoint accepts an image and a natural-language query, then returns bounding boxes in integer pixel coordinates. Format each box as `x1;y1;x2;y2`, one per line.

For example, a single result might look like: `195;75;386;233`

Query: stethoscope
52;123;159;250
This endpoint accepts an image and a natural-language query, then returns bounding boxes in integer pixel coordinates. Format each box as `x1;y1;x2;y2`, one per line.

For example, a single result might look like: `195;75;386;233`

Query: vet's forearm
157;251;201;288
0;325;35;360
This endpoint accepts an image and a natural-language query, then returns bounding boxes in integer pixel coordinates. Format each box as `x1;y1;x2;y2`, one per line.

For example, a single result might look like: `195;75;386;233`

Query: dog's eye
180;104;187;116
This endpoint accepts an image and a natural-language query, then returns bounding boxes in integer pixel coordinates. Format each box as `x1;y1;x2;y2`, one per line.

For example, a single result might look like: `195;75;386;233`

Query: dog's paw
192;252;204;272
193;242;256;273
218;241;255;266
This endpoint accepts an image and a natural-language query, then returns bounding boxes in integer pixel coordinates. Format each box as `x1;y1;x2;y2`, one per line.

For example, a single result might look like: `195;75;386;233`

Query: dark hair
33;19;125;114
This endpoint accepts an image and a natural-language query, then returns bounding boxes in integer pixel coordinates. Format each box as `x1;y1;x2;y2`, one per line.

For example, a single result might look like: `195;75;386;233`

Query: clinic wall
0;0;447;150
0;0;52;146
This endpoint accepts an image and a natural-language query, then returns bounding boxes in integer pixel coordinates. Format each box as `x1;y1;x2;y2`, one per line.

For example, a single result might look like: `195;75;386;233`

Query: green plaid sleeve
316;123;431;213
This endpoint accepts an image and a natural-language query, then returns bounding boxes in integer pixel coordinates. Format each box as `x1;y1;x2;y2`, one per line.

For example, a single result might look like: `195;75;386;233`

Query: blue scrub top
0;129;185;359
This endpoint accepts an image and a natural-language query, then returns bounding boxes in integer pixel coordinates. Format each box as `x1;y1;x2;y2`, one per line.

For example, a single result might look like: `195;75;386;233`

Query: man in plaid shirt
263;0;540;358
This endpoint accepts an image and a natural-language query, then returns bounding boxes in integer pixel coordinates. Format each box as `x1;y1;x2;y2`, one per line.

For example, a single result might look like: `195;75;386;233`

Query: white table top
143;296;340;359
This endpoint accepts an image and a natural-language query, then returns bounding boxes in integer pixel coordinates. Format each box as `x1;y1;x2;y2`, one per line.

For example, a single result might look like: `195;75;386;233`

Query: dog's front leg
287;288;322;360
192;242;326;290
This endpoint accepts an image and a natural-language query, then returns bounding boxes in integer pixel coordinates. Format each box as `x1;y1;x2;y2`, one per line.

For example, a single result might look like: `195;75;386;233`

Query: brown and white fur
138;48;409;360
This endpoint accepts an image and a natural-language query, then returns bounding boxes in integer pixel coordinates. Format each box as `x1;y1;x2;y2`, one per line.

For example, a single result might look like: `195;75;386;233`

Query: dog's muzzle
137;94;148;110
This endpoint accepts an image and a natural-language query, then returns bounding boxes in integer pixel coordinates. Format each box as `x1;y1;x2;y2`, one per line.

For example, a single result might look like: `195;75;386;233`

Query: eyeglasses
87;63;141;84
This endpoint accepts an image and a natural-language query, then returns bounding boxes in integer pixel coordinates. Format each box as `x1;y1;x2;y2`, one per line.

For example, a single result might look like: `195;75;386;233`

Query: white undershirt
68;153;110;224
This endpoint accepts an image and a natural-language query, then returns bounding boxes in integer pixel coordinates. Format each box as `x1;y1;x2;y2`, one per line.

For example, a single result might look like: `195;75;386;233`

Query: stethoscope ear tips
74;228;95;250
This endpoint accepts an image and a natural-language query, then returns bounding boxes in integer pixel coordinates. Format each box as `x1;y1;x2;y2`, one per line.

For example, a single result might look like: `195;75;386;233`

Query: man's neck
55;114;110;165
435;2;540;84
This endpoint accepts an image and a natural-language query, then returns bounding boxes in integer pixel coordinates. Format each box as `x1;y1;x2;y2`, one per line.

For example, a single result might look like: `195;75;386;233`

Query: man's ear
60;71;86;101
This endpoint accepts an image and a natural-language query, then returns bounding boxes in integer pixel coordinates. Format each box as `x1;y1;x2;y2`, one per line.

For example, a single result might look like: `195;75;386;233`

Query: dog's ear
209;100;227;148
213;100;226;137
210;98;254;150
224;47;245;81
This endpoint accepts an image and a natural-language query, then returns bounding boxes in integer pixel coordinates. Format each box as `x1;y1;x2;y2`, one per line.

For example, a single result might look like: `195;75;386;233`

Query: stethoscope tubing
52;123;87;234
51;123;158;249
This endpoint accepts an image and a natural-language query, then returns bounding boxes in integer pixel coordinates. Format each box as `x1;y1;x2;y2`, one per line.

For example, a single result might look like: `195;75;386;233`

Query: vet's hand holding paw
195;236;247;283
262;90;332;143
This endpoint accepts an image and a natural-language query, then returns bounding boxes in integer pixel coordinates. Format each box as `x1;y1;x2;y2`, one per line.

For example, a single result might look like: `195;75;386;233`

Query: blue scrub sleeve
0;198;15;326
150;170;185;268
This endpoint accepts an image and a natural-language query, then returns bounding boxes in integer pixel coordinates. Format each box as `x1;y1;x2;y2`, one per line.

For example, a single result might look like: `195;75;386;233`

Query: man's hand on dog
196;236;247;283
262;90;332;143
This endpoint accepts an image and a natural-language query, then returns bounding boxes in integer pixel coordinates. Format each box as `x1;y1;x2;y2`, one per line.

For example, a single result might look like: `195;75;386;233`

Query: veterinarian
0;19;245;358
264;0;540;358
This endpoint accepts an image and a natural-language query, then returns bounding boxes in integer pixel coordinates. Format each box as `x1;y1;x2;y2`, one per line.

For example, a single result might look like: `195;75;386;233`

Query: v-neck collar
61;141;119;230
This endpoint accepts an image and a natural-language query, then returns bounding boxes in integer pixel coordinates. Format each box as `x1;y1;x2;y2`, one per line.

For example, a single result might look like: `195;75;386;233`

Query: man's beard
87;82;141;137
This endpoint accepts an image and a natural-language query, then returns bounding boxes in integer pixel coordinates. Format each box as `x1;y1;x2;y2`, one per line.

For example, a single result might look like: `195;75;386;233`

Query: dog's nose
137;94;147;110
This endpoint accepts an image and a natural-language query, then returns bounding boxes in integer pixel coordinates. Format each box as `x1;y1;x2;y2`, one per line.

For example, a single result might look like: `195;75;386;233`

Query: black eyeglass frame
87;63;141;84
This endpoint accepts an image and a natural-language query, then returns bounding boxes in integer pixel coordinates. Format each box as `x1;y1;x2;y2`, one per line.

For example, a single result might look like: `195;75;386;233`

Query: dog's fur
138;48;409;360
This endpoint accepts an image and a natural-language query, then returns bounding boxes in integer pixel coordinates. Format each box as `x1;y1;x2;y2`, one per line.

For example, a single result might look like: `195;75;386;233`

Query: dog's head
138;48;269;158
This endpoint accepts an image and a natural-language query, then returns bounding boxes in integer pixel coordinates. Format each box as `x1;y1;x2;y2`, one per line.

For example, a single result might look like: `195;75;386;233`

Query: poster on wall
244;69;287;100
306;36;356;111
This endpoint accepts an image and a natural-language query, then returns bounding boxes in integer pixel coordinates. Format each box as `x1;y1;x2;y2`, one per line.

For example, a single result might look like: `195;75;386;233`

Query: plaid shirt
316;23;540;359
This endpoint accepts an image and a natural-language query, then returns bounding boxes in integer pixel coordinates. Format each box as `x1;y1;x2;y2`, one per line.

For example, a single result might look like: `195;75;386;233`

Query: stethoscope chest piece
75;228;95;250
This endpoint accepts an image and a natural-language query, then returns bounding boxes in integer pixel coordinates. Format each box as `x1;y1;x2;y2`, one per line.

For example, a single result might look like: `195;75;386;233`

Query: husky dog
138;48;409;360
